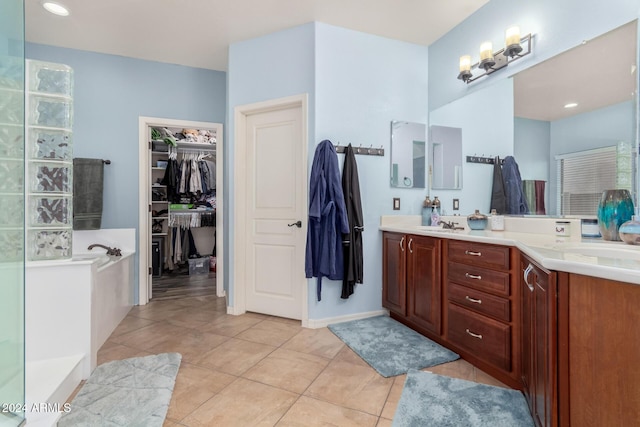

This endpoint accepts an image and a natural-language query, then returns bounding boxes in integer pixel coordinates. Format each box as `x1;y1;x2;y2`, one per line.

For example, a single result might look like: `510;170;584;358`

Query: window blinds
556;146;618;215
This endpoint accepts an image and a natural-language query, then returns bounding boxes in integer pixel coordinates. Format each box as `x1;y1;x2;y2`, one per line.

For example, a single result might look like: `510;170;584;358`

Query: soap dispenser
422;196;432;226
431;196;441;226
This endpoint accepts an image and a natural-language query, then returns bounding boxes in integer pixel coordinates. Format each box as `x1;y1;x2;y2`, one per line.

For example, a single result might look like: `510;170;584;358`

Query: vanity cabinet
382;232;442;335
557;273;640;427
443;240;520;388
521;254;557;427
382;232;406;316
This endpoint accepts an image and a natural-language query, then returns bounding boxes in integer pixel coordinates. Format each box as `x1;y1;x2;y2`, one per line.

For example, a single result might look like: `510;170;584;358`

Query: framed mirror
429;125;463;189
513;20;637;216
390;121;426;188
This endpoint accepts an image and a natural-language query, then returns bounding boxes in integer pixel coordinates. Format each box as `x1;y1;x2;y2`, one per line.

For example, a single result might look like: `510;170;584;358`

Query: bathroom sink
549;243;640;260
415;226;456;233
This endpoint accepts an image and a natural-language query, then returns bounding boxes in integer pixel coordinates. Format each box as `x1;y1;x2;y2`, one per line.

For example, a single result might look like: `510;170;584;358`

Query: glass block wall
25;59;73;261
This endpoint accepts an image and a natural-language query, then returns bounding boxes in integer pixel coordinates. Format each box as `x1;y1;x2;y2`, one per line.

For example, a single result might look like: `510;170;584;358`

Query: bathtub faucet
88;244;122;257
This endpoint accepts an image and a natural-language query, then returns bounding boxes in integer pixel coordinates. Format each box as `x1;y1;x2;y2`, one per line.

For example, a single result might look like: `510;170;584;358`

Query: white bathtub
25;229;135;379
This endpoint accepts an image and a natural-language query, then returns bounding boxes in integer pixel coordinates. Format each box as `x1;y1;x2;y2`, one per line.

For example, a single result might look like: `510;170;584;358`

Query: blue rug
393;370;534;427
58;353;182;427
328;315;459;377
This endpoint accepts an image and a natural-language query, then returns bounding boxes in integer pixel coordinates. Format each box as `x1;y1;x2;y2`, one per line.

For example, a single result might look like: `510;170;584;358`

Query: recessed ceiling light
564;102;578;109
42;1;70;16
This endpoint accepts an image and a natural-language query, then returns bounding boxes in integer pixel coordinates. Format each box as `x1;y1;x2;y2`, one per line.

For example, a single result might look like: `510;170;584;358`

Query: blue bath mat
393;370;534;427
328;315;459;377
58;353;182;427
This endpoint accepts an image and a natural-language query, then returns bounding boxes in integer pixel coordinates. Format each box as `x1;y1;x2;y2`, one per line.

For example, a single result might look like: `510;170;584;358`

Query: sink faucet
440;221;465;230
88;244;122;256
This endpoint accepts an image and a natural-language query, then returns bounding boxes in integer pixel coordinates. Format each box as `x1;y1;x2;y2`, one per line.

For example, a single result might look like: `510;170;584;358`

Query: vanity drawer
447;261;510;297
448;282;510;322
447;240;510;270
447;303;511;371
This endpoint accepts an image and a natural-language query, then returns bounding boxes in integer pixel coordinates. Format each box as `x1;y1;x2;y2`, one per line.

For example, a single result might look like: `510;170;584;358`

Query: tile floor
88;295;510;426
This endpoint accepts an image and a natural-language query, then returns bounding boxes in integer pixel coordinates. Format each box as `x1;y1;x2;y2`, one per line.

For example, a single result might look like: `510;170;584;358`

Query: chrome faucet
88;244;122;256
440;221;465;230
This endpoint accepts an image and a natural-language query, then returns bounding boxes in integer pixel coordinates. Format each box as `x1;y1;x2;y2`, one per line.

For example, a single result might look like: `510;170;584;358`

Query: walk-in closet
139;118;223;303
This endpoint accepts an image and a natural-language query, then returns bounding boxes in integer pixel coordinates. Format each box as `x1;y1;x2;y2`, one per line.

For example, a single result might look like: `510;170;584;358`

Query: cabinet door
382;232;406;316
522;255;557;427
407;235;441;334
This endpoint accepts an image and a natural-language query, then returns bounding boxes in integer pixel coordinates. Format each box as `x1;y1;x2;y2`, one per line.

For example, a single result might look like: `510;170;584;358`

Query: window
556;143;632;215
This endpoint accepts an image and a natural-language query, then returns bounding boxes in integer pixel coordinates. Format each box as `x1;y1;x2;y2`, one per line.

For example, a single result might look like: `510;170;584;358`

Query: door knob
288;220;302;228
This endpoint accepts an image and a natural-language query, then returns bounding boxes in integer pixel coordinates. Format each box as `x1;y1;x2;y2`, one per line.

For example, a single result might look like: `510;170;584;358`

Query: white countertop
380;215;640;285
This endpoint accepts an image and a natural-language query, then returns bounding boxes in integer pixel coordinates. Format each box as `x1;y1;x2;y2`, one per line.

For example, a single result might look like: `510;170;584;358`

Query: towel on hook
73;158;105;230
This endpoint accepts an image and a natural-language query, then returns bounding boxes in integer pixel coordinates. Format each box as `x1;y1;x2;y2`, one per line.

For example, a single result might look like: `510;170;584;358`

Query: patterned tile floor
79;295;510;426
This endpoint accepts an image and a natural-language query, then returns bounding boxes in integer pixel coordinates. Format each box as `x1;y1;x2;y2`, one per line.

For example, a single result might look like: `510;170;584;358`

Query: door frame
138;116;224;305
232;94;309;326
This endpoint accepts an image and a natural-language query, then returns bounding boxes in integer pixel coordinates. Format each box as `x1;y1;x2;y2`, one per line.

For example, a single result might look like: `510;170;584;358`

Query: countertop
380;215;640;285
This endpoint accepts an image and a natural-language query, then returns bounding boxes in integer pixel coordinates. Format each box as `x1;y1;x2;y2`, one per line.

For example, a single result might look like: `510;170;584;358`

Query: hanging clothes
305;140;350;301
341;144;364;299
502;156;529;214
490;156;507;214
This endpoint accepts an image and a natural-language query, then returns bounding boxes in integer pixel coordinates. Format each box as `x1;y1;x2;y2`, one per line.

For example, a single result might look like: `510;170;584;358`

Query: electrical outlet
453;199;459;210
393;198;400;210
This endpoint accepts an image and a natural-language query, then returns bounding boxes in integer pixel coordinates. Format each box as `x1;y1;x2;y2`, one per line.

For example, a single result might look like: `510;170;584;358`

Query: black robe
341;144;364;299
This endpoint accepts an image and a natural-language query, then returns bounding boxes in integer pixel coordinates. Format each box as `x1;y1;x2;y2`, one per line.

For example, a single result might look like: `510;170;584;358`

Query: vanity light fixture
457;26;532;84
42;1;70;16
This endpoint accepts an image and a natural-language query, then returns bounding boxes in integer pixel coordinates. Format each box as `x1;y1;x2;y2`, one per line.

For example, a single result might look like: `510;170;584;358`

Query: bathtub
25;228;135;380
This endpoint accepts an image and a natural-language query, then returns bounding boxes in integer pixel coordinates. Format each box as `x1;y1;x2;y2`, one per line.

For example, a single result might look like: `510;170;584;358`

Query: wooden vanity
382;230;640;427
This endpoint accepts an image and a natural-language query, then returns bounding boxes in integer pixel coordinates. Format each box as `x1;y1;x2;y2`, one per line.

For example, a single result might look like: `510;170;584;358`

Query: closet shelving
148;125;218;279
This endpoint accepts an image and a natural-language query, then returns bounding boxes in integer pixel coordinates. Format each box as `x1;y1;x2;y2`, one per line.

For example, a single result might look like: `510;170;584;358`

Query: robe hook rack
334;143;385;156
466;154;504;165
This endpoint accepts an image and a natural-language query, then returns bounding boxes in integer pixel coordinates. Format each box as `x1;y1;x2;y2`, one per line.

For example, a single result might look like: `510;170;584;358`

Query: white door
243;103;306;320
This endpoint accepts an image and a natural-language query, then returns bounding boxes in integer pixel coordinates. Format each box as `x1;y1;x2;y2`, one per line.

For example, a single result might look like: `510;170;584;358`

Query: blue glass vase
597;189;634;241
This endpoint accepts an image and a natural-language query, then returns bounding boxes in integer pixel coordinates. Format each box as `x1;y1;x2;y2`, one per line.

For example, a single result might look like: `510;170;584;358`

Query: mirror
514;20;637;216
429;125;463;189
390;121;426;188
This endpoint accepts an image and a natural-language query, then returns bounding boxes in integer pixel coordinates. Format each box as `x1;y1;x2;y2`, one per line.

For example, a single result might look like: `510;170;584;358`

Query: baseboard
306;309;389;329
226;305;244;315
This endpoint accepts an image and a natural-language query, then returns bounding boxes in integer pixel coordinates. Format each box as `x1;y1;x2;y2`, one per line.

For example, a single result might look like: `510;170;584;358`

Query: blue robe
305;140;350;301
502;156;529;214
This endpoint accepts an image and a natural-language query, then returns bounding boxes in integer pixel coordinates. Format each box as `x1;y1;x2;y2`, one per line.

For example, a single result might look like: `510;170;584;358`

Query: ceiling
25;0;489;71
514;20;637;121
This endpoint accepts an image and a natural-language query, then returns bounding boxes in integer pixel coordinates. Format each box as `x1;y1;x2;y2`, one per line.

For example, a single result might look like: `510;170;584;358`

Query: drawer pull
465;273;482;280
408;238;413;254
465;329;483;339
465;295;482;304
400;236;405;252
465;250;482;256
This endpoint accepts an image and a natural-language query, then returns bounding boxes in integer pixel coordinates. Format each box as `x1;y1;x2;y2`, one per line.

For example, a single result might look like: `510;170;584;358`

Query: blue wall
428;78;514;215
226;23;316;304
26;43;227;300
227;22;428;321
312;23;428;319
514;117;551;212
429;0;640;111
